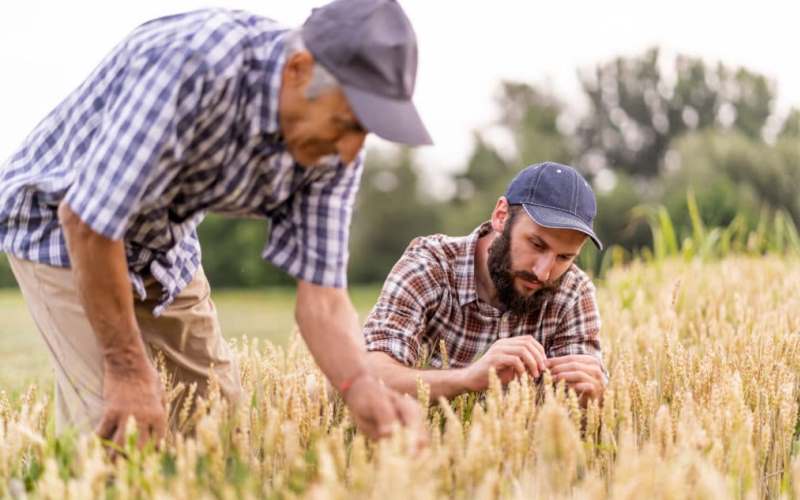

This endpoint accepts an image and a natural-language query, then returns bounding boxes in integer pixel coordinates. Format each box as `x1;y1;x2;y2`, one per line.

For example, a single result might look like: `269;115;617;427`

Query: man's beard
487;223;562;315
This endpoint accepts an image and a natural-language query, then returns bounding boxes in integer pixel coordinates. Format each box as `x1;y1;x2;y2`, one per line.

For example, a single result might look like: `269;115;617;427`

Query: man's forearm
295;281;369;391
58;202;149;371
367;351;470;401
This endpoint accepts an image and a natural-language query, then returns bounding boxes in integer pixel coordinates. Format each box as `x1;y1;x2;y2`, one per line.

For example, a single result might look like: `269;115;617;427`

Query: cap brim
522;204;603;250
342;84;433;146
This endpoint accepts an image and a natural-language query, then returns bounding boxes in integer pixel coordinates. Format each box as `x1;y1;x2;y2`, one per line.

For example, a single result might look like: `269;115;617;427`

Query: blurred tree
576;48;777;179
0;254;15;288
2;53;795;289
593;172;652;252
496;82;574;166
446;82;573;235
198;216;295;288
779;108;800;139
661;130;798;234
348;147;444;283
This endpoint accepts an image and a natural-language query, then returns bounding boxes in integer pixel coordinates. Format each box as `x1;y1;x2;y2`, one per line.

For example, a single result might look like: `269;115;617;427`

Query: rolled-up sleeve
262;154;364;287
363;240;443;366
64;49;203;239
549;280;606;373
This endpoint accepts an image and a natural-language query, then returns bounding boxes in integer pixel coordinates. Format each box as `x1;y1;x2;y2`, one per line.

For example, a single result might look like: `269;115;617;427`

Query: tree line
0;47;797;288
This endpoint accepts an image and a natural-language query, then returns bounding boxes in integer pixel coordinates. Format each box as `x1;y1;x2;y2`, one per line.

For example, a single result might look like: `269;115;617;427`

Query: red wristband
338;372;365;395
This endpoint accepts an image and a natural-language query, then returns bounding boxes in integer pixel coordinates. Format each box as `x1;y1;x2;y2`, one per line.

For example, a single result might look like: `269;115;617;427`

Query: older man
364;163;607;405
0;0;429;446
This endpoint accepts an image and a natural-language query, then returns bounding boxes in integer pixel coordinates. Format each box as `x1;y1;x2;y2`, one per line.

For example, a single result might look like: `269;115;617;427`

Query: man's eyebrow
530;234;578;258
529;235;548;248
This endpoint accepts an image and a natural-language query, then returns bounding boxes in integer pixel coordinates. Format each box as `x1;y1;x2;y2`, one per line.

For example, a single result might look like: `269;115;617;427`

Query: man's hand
546;354;606;405
463;336;546;392
97;349;167;448
59;201;167;448
294;281;428;444
343;373;427;446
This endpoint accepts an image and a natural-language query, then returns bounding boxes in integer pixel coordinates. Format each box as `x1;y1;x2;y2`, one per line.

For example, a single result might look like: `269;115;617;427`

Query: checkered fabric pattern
363;222;605;369
0;9;364;315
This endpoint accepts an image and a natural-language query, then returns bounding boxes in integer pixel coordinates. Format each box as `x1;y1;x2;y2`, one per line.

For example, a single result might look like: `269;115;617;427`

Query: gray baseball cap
505;162;603;250
301;0;432;145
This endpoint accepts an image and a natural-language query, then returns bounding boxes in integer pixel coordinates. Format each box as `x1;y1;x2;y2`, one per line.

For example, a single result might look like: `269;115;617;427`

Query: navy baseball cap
505;162;603;250
302;0;432;146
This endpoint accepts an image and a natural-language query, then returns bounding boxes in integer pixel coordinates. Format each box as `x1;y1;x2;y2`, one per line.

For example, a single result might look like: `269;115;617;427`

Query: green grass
0;285;382;394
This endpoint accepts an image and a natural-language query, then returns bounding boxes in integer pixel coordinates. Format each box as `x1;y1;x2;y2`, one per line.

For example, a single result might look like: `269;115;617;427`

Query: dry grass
1;255;800;499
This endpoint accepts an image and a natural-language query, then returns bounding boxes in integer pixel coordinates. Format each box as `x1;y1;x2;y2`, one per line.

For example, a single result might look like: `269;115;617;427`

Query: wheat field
1;255;800;499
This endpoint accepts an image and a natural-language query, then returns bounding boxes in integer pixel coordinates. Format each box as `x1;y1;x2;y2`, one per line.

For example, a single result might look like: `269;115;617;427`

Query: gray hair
283;29;339;99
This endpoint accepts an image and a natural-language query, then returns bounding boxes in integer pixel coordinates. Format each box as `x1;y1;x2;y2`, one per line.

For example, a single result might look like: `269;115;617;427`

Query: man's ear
490;197;510;234
283;50;315;90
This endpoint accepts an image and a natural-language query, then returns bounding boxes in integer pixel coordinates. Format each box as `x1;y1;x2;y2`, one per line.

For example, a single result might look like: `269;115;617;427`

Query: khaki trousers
7;255;241;433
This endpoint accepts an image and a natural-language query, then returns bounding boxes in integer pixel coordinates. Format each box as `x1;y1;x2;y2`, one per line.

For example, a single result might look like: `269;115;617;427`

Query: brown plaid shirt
363;222;605;370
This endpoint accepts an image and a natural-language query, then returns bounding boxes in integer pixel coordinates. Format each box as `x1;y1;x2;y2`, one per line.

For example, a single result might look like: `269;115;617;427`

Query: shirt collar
455;221;493;306
251;30;288;139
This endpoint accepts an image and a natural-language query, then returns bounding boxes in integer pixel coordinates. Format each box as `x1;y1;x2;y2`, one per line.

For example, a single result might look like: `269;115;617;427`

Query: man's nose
337;131;367;165
533;254;555;282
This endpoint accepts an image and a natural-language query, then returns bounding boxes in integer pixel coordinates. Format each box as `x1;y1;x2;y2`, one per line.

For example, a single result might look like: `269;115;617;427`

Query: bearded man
363;162;607;405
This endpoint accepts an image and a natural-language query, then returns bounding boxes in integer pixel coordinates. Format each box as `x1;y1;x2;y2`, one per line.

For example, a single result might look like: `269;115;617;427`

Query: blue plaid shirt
0;9;364;315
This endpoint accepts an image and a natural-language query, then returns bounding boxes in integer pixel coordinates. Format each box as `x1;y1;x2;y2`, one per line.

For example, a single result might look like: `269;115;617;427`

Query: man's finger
548;361;585;375
358;417;380;440
546;354;597;368
497;354;526;378
510;342;546;377
138;425;153;449
394;394;426;435
392;393;429;451
506;345;541;378
510;337;547;373
95;412;118;441
571;382;596;394
514;335;546;358
372;391;400;439
552;370;594;385
152;415;167;444
112;422;127;448
527;346;546;375
549;361;604;382
527;336;547;359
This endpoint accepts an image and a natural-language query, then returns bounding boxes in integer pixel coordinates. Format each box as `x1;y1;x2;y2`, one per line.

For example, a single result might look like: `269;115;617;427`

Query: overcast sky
1;1;798;174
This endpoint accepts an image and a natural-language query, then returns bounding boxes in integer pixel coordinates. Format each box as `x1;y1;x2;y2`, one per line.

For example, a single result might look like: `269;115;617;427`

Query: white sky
1;1;798;175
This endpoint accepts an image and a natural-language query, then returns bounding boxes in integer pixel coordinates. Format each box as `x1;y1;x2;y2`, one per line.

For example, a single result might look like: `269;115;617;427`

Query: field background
0;286;381;395
3;255;800;498
1;27;799;498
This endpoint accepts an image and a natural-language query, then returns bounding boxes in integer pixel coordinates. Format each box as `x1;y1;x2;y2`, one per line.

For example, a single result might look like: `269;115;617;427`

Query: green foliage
780;108;800;139
348;148;444;283
639;190;800;264
197;216;295;288
445;83;573;236
576;47;777;179
592;172;651;253
1;48;795;290
0;254;15;288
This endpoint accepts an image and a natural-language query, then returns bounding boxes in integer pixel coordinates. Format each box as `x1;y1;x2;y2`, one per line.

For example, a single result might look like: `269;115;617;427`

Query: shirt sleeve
63;48;204;240
362;239;444;366
549;279;607;376
262;153;364;287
